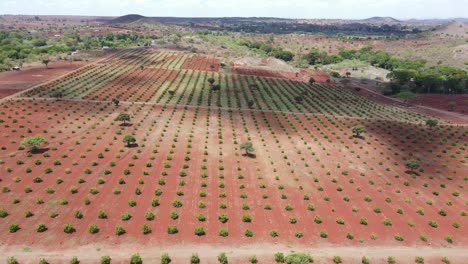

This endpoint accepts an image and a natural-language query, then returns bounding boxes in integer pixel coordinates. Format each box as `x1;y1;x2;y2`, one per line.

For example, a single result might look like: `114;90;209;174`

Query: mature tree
123;134;136;147
247;99;254;108
21;135;47;153
294;96;303;103
212;84;221;91
240;142;254;156
207;77;215;86
405;159;420;172
51;91;63;99
308;77;316;85
114;112;130;125
425;119;438;128
448;101;456;111
394;91;415;104
112;98;120;106
41;58;50;69
346;72;351;78
352;125;366;137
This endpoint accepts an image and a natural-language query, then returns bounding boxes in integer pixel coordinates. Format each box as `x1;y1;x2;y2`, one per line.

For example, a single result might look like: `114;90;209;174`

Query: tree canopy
240;141;254;156
21;135;47;152
405;159;420;172
123;134;136;147
352;125;366;137
114;112;130;125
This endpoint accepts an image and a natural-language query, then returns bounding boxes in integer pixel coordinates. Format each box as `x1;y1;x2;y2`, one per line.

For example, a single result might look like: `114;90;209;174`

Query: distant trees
112;98;120;106
21;135;47;153
114;113;130;125
240;142;254;156
239;40;294;61
308;77;316;85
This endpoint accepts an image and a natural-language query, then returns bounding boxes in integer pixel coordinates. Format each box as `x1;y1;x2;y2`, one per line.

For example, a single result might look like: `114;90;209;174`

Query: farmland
0;48;467;263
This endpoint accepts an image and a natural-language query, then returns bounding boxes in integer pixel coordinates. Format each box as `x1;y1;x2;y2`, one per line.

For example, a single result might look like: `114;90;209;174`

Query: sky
1;0;467;19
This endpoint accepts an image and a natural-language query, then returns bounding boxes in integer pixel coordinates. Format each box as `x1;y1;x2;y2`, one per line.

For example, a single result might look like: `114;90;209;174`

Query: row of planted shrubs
5;252;452;264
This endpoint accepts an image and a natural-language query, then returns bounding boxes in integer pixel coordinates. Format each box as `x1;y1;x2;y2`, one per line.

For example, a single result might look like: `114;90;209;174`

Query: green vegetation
20;135;47;152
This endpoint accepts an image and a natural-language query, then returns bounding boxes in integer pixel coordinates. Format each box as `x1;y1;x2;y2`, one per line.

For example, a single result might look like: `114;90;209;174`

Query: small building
11;66;20;71
102;46;110;50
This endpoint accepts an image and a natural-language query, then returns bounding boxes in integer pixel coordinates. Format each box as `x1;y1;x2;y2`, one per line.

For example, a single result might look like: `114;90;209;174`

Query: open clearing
0;48;466;263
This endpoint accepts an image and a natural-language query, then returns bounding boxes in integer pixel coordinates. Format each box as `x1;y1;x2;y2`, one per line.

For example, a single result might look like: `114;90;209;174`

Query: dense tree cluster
239;40;294;61
0;29;157;70
301;46;467;94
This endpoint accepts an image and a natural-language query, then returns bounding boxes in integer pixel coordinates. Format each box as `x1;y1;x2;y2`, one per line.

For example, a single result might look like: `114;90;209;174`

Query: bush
36;223;47;232
190;253;200;264
249;255;258;263
242;214;252;222
100;256;111;264
219;228;228;237
142;224;151;234
217;252;228;264
167;225;178;234
69;256;79;264
387;256;396;264
0;208;8;217
275;252;285;263
361;256;370;264
161;253;171;264
194;226;205;236
89;224;99;234
6;257;18;264
8;223;19;233
115;226;125;236
285;252;313;264
39;258;49;264
245;229;253;237
129;254;142;264
63;223;74;233
333;256;342;263
218;213;229;223
415;256;424;264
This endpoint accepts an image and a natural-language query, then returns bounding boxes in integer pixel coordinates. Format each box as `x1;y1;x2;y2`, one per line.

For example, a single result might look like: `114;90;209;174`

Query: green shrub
249;255;258;263
217;252;228;264
245;229;253;237
285;252;313;264
129;253;142;264
69;256;79;264
63;223;74;233
274;252;285;263
161;253;171;264
89;224;99;234
167;225;178;234
36;223;47;232
9;223;19;233
100;255;111;264
194;226;205;236
190;253;200;264
333;256;342;263
6;257;18;264
219;228;228;237
142;224;151;234
115;226;125;236
0;208;8;217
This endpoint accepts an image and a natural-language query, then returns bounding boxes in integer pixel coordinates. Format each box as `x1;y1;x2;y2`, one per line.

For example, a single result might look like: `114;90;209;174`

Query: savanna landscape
0;3;467;264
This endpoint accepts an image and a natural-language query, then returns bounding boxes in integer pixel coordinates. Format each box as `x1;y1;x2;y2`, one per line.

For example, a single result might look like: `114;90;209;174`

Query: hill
363;16;401;23
110;14;146;24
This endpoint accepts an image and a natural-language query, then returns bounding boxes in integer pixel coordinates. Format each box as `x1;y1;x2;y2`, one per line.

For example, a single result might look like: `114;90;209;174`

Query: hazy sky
1;0;467;19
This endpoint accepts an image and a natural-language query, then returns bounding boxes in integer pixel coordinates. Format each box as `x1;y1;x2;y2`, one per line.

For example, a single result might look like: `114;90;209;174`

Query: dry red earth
0;61;88;99
0;48;466;263
411;94;468;114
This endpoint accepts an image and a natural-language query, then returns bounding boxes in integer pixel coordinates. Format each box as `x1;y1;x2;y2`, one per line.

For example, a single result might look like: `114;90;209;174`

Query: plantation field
0;48;466;263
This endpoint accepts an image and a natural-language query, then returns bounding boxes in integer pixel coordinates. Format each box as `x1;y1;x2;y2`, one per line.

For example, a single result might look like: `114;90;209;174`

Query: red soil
411;94;468;114
0;61;88;99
